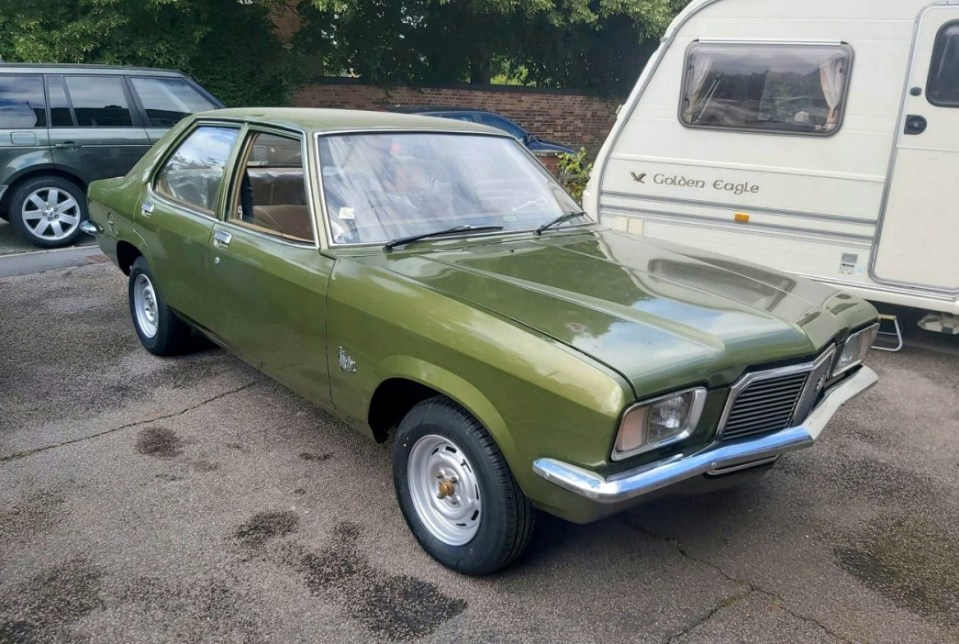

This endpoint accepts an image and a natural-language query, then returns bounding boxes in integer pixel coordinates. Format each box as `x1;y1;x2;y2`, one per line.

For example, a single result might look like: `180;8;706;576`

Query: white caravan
584;0;959;330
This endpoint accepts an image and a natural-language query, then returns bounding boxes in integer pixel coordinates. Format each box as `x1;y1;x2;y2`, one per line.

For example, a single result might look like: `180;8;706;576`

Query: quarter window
155;126;239;213
680;43;853;135
927;21;959;107
229;132;313;243
64;76;134;127
131;77;217;127
0;75;46;129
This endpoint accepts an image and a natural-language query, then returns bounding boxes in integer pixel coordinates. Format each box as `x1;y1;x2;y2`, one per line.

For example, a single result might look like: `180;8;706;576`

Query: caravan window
680;43;853;135
928;21;959;107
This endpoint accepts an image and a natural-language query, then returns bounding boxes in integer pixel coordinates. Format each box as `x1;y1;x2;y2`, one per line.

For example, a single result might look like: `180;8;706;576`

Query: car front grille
719;346;836;441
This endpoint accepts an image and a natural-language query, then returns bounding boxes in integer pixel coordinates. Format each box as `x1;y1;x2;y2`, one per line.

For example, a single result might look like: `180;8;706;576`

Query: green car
0;63;221;248
86;108;880;575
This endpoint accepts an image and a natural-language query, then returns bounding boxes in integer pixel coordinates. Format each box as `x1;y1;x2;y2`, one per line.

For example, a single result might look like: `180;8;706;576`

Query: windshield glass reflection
318;133;584;244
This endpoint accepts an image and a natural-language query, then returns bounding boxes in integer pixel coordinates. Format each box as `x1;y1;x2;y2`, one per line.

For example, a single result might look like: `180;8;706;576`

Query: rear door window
155;125;240;213
927;21;959;107
64;76;134;127
0;75;46;128
130;77;217;127
47;76;74;127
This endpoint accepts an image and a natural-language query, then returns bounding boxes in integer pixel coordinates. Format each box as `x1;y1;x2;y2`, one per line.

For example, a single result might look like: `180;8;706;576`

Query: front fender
375;354;519;472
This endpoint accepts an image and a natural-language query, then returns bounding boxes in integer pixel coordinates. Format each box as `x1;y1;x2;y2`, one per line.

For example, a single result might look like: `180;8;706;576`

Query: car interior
232;133;314;243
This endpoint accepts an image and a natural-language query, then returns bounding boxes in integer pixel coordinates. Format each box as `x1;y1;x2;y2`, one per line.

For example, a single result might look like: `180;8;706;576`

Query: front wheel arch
367;357;522;480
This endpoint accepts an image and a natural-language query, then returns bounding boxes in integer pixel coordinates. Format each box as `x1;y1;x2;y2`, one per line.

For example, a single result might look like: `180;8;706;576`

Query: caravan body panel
588;0;959;315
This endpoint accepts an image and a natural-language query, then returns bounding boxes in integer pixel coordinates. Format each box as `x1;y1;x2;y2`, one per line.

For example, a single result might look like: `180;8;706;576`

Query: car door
208;127;334;406
141;123;242;331
874;5;959;293
0;73;51;186
47;74;152;185
127;76;220;144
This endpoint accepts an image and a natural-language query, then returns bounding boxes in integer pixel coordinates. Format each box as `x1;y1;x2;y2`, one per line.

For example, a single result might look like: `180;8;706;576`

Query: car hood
353;228;876;395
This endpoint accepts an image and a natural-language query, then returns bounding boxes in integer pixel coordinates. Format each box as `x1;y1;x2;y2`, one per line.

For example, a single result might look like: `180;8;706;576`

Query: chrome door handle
213;230;232;248
140;201;154;216
54;141;81;150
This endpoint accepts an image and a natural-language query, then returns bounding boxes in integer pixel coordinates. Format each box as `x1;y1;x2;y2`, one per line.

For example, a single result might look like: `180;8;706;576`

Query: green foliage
0;0;293;106
556;148;593;204
299;0;692;95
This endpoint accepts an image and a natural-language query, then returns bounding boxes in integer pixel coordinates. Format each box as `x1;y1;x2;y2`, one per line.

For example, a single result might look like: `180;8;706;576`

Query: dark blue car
390;107;576;156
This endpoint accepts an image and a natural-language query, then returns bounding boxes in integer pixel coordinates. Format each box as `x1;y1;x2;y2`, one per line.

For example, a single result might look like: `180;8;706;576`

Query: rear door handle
213;230;232;248
54;141;81;149
904;115;927;135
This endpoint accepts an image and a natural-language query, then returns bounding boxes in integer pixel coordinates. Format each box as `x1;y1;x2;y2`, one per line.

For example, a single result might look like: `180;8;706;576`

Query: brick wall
292;80;621;156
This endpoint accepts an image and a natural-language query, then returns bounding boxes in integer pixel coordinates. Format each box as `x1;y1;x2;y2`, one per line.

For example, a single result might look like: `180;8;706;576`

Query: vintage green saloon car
85;108;879;575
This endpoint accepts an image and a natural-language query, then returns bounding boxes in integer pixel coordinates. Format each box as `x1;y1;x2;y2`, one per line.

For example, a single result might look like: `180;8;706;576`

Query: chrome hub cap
133;274;159;338
21;187;81;241
408;434;481;546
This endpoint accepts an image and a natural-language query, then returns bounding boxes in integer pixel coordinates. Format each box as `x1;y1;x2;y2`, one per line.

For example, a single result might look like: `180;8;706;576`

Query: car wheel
9;176;88;248
128;257;192;356
393;396;535;575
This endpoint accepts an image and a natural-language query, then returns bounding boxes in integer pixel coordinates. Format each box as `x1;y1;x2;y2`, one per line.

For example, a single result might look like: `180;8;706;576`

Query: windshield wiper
535;210;587;235
384;224;504;251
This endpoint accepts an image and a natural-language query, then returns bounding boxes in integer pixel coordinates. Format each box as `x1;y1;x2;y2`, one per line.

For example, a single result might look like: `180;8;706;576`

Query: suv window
47;76;74;127
928;21;959;107
64;76;134;127
229;132;313;243
131;77;216;127
0;75;46;128
680;43;853;135
155;126;240;213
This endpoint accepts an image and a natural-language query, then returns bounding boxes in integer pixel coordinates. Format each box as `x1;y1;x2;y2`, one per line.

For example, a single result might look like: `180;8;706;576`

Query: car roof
196;107;509;136
0;63;186;76
391;106;506;117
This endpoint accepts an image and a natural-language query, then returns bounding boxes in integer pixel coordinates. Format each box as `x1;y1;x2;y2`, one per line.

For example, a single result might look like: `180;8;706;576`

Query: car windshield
318;132;586;245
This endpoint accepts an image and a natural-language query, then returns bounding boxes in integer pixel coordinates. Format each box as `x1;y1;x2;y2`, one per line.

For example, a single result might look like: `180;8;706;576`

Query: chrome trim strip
706;455;779;476
601;205;874;246
868;2;959;295
532;366;878;503
599;190;874;227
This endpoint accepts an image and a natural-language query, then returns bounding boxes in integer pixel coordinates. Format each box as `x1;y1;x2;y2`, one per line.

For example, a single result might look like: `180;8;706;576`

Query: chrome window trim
610;386;707;462
717;346;836;439
223;125;320;250
313;129;591;249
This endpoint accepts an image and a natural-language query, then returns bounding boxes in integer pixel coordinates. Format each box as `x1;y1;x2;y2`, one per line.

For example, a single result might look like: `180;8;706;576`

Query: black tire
393;396;535;575
128;256;192;356
8;176;88;248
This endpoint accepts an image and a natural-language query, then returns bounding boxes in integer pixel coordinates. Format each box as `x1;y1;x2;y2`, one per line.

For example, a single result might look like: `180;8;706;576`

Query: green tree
296;0;690;94
0;0;293;106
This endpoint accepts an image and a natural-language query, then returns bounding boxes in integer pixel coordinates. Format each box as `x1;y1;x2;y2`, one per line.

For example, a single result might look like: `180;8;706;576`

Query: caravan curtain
819;56;845;127
683;55;713;121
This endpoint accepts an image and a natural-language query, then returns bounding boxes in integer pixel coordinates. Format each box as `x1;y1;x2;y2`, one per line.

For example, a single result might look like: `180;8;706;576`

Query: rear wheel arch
1;167;87;216
116;240;143;276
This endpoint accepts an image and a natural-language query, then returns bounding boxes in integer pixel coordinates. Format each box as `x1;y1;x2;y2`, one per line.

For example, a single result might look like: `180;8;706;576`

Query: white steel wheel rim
20;187;81;241
133;274;159;339
408;434;482;546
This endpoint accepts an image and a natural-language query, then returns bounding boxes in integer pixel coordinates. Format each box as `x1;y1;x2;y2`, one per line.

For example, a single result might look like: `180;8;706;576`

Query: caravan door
874;5;959;293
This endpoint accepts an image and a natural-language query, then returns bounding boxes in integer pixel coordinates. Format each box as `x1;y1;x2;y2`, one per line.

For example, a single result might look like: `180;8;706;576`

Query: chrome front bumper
533;366;878;504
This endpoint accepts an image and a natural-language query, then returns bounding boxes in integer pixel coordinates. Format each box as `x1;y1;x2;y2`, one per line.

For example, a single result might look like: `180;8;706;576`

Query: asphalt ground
1;255;958;643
